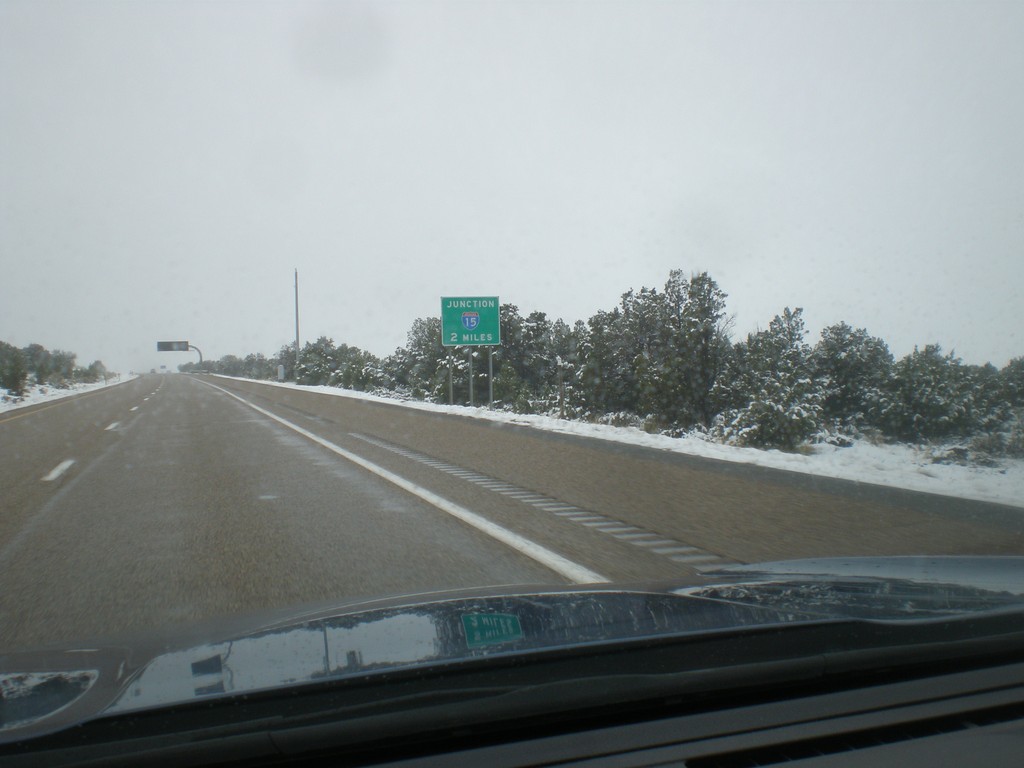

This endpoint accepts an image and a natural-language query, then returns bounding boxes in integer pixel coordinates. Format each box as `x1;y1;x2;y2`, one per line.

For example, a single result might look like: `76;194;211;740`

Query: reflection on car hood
3;556;1024;741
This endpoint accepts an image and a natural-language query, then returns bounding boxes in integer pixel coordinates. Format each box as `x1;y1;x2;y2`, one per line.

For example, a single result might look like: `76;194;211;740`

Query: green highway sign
461;613;523;648
157;341;190;352
441;297;501;347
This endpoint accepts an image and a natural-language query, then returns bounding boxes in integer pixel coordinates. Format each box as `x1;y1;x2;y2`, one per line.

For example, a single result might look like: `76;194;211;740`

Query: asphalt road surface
2;373;1022;652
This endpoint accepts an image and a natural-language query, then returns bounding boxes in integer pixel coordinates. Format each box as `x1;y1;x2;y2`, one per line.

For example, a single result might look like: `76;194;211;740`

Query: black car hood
3;556;1024;742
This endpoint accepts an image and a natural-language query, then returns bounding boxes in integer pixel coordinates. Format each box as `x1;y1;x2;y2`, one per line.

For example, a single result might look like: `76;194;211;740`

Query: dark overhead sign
156;341;190;352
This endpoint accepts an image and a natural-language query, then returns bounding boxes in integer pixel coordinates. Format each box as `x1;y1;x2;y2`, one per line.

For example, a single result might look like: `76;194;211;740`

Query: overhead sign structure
157;340;203;364
441;297;501;347
156;341;190;352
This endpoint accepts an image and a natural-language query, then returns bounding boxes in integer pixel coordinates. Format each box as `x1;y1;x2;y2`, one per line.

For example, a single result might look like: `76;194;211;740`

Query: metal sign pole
448;350;454;405
488;347;494;408
558;356;565;419
468;348;474;406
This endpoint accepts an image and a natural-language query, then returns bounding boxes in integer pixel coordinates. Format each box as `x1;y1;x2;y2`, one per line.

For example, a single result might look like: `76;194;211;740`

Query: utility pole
294;268;301;380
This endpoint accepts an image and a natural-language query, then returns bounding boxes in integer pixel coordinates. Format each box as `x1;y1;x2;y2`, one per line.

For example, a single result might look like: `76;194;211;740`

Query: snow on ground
214;376;1024;511
0;375;137;414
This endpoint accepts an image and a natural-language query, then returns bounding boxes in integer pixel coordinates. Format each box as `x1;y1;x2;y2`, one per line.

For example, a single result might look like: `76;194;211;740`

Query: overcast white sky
2;0;1022;374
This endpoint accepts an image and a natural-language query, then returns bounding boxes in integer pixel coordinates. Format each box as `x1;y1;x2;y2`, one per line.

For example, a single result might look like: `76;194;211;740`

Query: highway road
1;373;1022;652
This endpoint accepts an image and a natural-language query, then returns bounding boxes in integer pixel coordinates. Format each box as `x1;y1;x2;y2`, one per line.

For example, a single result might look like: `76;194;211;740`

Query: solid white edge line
199;380;609;585
42;459;75;482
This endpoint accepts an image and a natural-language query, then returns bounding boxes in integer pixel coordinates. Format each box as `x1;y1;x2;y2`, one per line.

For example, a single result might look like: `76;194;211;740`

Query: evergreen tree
49;350;77;387
0;342;28;396
243;352;275;379
1001;357;1024;408
22;343;52;385
811;322;893;428
712;308;823;449
298;336;337;385
272;344;299;381
384;317;446;400
80;360;107;383
217;354;246;377
655;271;729;428
579;308;622;414
876;345;976;441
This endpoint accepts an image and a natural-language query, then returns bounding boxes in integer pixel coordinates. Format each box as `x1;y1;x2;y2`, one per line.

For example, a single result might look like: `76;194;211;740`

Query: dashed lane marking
42;459;75;482
349;432;736;571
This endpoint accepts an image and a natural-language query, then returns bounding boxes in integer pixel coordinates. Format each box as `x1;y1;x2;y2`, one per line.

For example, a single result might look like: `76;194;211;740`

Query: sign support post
468;349;474;406
488;348;494;408
448;350;454;405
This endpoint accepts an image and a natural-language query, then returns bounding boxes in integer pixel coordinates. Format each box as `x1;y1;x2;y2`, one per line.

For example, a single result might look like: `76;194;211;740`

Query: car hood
3;556;1024;742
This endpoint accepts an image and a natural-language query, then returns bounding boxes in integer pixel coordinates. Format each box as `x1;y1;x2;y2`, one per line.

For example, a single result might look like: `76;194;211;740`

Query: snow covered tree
1001;357;1024;408
712;308;823;450
272;344;299;381
384;317;446;400
0;341;28;396
243;352;275;379
653;271;730;428
22;343;52;385
48;350;77;387
875;345;977;441
297;336;337;385
579;308;625;414
79;360;108;383
811;322;893;428
217;355;246;377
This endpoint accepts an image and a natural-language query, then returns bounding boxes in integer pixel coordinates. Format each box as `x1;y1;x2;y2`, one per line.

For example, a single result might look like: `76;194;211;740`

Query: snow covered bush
711;308;824;450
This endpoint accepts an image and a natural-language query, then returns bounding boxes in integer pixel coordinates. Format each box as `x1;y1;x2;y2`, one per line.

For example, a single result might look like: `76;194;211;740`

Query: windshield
1;0;1022;738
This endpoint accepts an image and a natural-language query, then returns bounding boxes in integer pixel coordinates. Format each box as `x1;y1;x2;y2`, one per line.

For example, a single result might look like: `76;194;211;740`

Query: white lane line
143;397;150;401
200;381;608;585
130;406;139;412
670;554;724;564
630;539;679;548
42;459;75;482
651;546;700;555
105;421;120;431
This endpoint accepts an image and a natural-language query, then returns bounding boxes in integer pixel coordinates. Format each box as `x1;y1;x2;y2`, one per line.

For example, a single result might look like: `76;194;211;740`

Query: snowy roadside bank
0;375;138;414
211;375;1024;510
